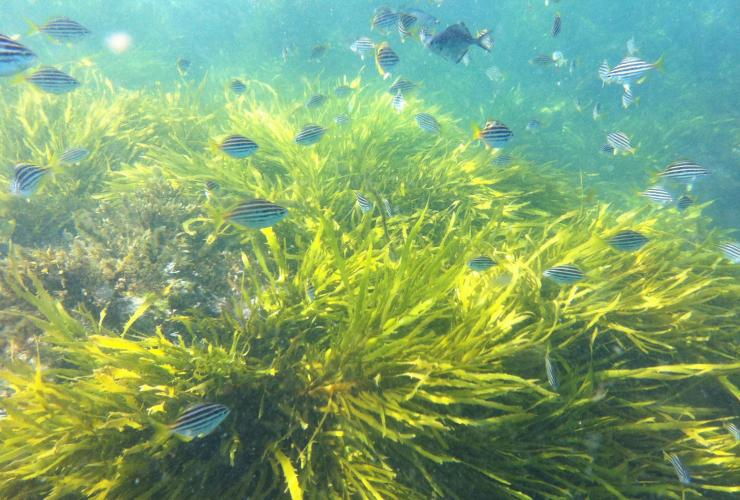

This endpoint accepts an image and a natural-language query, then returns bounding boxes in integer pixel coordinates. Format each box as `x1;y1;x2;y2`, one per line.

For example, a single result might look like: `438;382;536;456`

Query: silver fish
420;23;493;64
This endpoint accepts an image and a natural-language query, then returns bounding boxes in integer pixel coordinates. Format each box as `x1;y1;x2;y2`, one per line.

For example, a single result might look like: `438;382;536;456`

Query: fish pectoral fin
455;49;469;64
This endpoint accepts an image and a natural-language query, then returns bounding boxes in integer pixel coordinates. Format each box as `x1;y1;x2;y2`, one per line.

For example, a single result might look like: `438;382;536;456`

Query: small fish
176;57;191;75
420;23;492;63
551;13;561;37
334;113;351;126
725;422;740;440
608;230;649;252
306;94;328;109
398;13;418;42
545;351;559;390
667;453;691;485
592;102;602;120
606;132;634;154
59;147;89;163
598;59;612;86
0;34;37;77
574;97;584;112
468;256;496;272
371;7;399;34
543;264;584;285
388;78;418;95
676;195;693;211
626;37;638;56
485;65;504;82
531;54;554;66
215;135;258;159
308;44;329;61
170;403;230;439
599;144;615;155
306;282;316;302
551;51;566;67
717;242;740;263
204;180;220;198
24;67;80;94
382;198;393;217
375;42;400;80
474;120;513;148
607;55;664;87
33;17;91;43
295;124;327;146
414;113;440;134
640;186;673;204
491;153;513;166
658;160;709;183
621;87;636;109
350;37;374;59
10;163;49;197
391;91;406;113
354;191;373;214
526;119;541;132
227;199;288;229
334;85;354;97
229;79;246;94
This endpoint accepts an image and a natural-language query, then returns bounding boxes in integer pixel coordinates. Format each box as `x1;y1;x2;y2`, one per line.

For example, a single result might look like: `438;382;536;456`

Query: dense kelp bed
0;75;738;499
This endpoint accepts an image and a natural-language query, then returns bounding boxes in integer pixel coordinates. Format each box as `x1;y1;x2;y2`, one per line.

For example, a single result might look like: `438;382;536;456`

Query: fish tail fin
476;30;493;52
471;123;481;140
208;140;221;156
653;54;665;73
25;18;40;36
9;73;27;86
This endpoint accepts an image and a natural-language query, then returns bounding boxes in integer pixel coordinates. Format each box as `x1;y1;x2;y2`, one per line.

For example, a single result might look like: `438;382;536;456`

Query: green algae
0;72;738;499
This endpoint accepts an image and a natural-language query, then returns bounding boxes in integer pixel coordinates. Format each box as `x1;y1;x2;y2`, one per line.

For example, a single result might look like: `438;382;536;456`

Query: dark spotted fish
227;199;288;229
59;147;89;163
640;186;673;204
658;160;709;183
306;94;328;109
229;79;246;94
414;113;440;134
0;34;37;76
608;230;649;252
543;264;584;285
33;17;90;43
551;13;561;37
468;256;496;272
420;23;492;64
10;163;49;197
474;120;513;148
295;124;327;146
667;453;691;485
170;403;230;439
676;195;693;211
375;42;400;80
354;191;373;214
25;67;79;94
717;242;740;263
217;135;258;159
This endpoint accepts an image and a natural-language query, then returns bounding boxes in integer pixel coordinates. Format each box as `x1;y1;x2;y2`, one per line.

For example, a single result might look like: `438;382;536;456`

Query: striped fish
10;163;49;197
676;195;693;211
725;422;740;441
414;113;440;134
606;132;634;154
607;55;664;86
295;124;326;146
60;147;90;163
475;120;513;148
667;453;691;485
354;191;373;214
389;78;418;95
598;60;612;86
531;54;554;66
658;160;709;183
717;242;740;264
204;180;220;199
217;135;258;159
382;198;393;217
608;230;649;252
170;403;230;439
640;186;673;204
551;13;561;37
229;78;246;94
468;256;496;272
34;17;90;42
599;144;615;155
491;153;513;166
227;199;288;229
543;264;584;285
25;67;80;94
398;13;418;42
334;85;354;98
334;113;351;126
350;37;374;59
391;91;406;113
545;351;559;390
375;42;399;80
306;94;327;109
372;7;399;33
622;87;636;109
306;282;316;302
0;34;37;77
